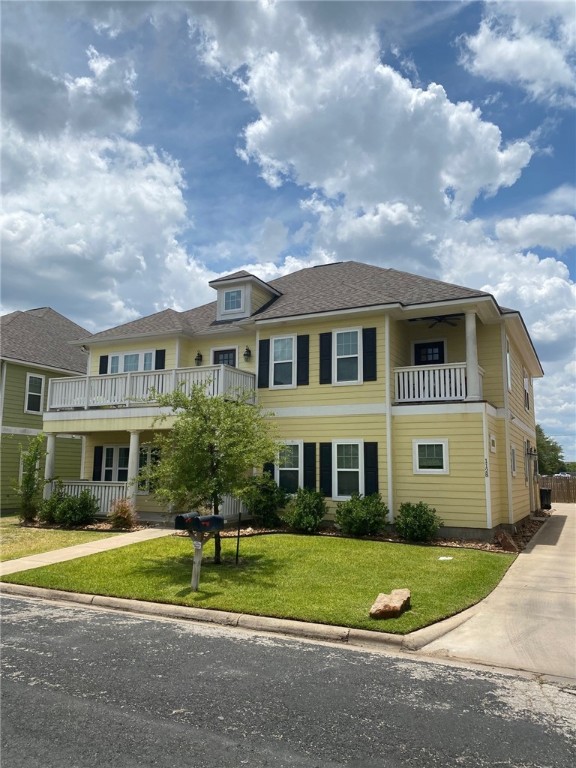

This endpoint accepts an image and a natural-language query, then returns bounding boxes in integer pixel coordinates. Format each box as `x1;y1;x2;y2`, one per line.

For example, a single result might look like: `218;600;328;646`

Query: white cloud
1;125;191;329
496;214;576;253
461;1;576;107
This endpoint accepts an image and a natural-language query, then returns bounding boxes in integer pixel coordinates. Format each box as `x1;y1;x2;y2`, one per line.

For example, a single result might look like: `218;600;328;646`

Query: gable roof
0;308;90;373
254;262;492;320
75;261;501;342
84;308;189;343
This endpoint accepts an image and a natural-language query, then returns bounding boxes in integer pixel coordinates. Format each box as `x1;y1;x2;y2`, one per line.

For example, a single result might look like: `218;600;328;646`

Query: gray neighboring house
0;308;90;513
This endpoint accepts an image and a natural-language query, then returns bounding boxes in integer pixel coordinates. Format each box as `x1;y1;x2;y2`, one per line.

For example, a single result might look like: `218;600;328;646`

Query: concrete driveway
415;503;576;682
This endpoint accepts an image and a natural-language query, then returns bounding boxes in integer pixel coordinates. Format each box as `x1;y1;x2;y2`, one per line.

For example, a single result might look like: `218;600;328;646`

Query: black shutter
263;462;275;477
155;349;166;370
319;443;332;497
319;333;332;384
296;335;309;386
362;328;377;382
303;443;316;490
364;442;379;495
258;339;270;389
99;356;108;375
92;446;103;481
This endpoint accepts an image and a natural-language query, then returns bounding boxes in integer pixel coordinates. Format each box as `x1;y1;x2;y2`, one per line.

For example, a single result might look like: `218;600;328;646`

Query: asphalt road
1;595;575;768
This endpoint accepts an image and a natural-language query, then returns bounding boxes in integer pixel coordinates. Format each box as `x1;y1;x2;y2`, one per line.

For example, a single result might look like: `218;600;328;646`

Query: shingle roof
254;262;492;320
84;309;189;342
0;308;90;373
74;262;499;341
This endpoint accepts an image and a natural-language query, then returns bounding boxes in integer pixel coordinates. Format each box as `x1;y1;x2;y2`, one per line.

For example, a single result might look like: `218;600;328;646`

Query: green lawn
0;515;118;562
0;533;514;633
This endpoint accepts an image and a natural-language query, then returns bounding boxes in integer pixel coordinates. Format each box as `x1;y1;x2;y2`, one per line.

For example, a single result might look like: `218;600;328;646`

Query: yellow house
42;262;543;537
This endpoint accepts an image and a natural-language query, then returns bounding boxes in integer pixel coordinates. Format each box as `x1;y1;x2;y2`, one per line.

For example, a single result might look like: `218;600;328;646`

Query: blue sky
1;0;575;458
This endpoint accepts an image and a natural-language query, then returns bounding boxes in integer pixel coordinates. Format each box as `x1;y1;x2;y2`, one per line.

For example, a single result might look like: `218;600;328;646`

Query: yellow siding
250;284;273;315
477;324;504;407
269;413;388;517
392;413;488;528
400;322;466;365
180;333;256;374
258;314;386;410
487;414;507;526
506;334;536;430
89;338;179;375
509;423;531;523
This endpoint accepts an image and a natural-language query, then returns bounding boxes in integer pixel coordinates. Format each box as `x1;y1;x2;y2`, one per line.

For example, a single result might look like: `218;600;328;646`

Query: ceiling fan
428;315;461;328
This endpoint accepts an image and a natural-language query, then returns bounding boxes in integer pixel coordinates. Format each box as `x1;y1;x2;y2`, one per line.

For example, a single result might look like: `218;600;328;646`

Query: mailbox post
174;513;225;590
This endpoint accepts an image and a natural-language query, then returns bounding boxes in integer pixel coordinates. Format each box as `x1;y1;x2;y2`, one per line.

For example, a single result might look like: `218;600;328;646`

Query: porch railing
53;481;248;522
47;366;256;411
394;363;484;402
57;481;128;515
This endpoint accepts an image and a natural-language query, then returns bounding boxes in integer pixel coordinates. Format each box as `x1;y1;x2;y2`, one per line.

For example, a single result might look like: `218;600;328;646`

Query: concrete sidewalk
412;502;576;681
0;527;173;577
1;507;575;682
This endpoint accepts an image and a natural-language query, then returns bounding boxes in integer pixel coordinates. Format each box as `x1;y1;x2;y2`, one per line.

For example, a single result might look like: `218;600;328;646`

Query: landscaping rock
494;530;519;552
369;589;411;619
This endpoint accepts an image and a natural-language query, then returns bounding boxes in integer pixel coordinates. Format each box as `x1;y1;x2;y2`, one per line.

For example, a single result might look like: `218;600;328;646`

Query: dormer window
224;289;243;313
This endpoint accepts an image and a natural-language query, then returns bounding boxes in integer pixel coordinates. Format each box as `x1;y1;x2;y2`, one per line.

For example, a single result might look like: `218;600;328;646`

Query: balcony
47;365;256;411
394;363;484;403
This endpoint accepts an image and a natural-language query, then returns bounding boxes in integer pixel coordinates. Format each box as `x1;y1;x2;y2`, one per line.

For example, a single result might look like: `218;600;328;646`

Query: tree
536;424;565;475
15;433;47;523
145;386;278;568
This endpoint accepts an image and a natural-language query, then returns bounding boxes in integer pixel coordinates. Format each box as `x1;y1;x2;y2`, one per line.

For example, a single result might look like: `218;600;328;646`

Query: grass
0;532;515;633
0;515;118;562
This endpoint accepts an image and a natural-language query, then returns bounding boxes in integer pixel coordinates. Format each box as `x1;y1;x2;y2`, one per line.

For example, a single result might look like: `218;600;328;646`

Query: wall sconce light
195;351;203;366
243;346;252;362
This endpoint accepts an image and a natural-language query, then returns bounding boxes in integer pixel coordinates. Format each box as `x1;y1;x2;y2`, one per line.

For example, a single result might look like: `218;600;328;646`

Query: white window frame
332;439;364;500
138;445;160;494
510;446;517;477
103;445;130;482
107;351;154;374
223;288;244;314
413;439;450;475
275;441;303;494
523;368;531;411
270;335;296;389
24;373;45;414
333;328;362;385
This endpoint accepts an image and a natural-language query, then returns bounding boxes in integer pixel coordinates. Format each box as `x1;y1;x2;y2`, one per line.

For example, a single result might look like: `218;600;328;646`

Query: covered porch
392;309;486;404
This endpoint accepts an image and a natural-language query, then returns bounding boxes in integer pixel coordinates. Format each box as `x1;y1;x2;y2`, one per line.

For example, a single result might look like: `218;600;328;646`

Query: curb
0;582;414;651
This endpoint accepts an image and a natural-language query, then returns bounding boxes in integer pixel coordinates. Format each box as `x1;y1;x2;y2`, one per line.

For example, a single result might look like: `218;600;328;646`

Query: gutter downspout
385;315;394;521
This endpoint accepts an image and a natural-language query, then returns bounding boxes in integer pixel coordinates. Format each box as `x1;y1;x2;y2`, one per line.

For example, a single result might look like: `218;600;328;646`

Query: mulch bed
27;510;554;553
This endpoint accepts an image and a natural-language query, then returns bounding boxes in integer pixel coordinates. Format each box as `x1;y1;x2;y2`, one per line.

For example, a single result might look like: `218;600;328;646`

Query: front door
213;349;236;367
414;341;445;365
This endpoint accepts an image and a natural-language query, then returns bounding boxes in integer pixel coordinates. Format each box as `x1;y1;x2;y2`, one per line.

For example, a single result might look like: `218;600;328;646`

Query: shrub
238;473;287;527
16;434;46;523
394;501;443;542
54;490;99;528
108;498;138;530
335;493;389;537
281;488;327;534
38;479;66;524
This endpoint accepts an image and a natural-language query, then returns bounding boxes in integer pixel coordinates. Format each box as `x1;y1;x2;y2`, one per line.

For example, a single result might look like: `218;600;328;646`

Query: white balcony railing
53;480;247;521
47;365;256;411
394;363;483;402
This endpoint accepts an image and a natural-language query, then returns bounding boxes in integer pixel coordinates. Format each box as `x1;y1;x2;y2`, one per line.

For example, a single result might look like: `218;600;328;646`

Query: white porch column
128;431;141;506
465;310;481;401
43;433;56;500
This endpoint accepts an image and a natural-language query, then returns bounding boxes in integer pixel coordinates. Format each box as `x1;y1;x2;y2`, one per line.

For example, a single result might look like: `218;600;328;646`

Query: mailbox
175;513;224;532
